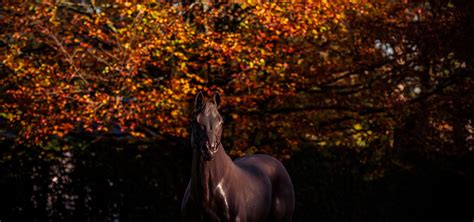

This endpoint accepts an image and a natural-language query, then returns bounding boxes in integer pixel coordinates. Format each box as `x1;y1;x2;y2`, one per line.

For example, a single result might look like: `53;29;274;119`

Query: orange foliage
0;1;471;163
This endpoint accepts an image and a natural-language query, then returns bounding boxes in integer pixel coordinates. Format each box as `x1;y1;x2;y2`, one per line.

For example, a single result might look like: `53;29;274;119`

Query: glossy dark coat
181;93;295;222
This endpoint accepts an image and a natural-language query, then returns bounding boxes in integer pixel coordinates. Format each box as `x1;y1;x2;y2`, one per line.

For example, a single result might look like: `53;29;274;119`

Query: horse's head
191;92;223;161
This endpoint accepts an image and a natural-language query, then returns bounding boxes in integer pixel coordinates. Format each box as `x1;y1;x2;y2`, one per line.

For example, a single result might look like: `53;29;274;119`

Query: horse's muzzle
201;142;219;161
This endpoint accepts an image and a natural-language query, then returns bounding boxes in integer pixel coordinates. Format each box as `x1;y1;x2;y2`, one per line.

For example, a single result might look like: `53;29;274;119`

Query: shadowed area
0;1;473;221
1;139;473;221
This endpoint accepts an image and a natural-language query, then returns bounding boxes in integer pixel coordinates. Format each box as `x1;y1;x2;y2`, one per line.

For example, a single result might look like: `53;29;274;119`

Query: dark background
1;137;473;222
1;1;474;221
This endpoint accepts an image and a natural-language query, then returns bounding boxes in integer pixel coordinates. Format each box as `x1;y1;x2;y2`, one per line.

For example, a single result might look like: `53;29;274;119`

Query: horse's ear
194;91;204;110
213;92;221;108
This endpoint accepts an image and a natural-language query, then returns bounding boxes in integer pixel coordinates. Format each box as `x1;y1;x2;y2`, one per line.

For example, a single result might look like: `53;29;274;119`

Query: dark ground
0;137;473;222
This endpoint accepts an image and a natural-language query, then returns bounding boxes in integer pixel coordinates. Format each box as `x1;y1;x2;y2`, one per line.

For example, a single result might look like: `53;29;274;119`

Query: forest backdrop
1;0;473;221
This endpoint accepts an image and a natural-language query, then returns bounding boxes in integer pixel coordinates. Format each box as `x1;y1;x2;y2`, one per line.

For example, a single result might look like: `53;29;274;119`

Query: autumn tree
1;1;472;176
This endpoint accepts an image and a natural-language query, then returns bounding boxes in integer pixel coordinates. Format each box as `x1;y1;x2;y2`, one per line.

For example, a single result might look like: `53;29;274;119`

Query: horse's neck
191;145;233;203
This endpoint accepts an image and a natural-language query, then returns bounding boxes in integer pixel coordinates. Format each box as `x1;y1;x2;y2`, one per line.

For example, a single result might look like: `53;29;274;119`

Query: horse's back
235;154;295;222
234;154;286;180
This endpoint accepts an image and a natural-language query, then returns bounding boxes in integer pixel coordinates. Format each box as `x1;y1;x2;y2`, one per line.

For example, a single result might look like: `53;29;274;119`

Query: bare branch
40;26;90;85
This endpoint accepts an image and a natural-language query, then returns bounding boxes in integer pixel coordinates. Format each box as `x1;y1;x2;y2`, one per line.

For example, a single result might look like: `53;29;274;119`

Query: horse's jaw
200;149;215;161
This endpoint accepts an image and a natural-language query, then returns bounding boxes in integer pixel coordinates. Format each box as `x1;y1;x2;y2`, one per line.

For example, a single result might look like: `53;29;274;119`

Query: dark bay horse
181;92;295;222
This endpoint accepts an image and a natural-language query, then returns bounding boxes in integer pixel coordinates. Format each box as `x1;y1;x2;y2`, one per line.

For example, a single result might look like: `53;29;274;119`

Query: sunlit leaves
0;1;468;165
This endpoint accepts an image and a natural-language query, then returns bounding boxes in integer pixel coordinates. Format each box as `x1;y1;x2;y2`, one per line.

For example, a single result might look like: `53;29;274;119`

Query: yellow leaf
354;123;362;130
171;110;179;117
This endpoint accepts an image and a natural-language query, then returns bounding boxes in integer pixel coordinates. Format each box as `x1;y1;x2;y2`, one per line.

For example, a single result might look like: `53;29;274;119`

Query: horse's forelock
201;101;219;117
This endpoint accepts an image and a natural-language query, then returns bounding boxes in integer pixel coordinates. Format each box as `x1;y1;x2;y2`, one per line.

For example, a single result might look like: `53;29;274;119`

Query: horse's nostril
206;142;218;152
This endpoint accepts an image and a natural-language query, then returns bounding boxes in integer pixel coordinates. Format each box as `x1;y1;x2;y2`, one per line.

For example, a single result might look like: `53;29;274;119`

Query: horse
181;92;295;222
